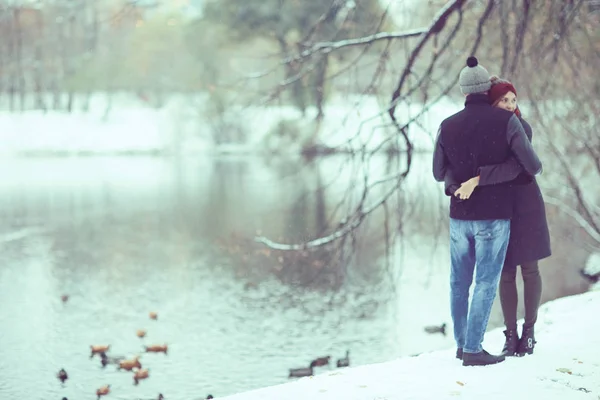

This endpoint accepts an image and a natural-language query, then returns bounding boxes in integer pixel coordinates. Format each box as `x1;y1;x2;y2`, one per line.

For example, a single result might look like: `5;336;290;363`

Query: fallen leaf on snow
556;367;572;375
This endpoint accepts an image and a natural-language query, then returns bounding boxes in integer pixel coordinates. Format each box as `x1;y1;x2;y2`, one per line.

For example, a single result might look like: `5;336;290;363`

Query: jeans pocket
474;220;507;240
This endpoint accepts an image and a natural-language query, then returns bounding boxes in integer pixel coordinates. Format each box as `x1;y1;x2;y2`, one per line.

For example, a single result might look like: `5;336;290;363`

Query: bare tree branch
248;0;598;255
544;195;600;245
290;28;428;61
388;0;468;123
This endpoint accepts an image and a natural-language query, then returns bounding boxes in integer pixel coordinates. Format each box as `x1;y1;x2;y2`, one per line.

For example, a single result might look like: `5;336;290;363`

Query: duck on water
289;360;317;378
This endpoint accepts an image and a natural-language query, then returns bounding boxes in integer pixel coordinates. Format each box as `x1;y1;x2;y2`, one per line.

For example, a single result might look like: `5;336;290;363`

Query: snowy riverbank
0;93;458;156
220;289;600;400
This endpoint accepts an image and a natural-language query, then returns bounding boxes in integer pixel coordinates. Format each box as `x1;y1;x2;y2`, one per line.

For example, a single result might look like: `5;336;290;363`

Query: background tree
0;0;597;269
243;0;600;266
203;0;389;120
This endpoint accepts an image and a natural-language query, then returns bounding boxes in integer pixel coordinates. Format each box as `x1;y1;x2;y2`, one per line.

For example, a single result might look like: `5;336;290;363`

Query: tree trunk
81;91;91;111
0;21;4;108
33;8;47;112
5;8;16;112
66;92;74;113
102;91;112;121
13;8;26;112
314;54;329;120
80;0;96;112
277;35;306;115
9;84;15;112
52;82;61;110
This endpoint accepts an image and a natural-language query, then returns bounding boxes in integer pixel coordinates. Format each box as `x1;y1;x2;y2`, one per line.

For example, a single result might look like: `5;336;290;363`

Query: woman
445;76;552;357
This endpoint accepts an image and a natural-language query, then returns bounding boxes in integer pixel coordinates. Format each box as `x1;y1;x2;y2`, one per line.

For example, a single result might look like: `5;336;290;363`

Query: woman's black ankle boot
502;329;519;356
517;326;536;356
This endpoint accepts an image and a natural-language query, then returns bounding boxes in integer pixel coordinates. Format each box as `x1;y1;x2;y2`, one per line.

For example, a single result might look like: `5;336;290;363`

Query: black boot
517;326;536;356
501;329;519;356
456;348;463;360
462;349;505;366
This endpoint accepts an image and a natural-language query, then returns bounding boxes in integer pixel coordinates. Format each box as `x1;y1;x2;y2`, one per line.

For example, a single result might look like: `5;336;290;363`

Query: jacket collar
464;93;491;107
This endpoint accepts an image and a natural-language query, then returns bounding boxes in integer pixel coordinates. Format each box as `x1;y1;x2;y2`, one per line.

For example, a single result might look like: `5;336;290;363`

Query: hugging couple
433;57;551;366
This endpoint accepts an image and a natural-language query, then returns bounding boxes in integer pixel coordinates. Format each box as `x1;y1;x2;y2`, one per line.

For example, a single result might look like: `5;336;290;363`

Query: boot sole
462;357;505;366
516;349;534;357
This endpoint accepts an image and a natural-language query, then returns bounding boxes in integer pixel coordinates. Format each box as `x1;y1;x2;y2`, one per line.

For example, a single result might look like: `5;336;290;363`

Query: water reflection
0;155;589;399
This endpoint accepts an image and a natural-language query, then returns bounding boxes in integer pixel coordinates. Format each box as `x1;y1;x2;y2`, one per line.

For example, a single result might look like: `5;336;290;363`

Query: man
432;57;542;367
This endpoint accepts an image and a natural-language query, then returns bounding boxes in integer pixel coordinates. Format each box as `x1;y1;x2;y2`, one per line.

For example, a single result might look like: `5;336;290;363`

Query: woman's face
494;91;517;112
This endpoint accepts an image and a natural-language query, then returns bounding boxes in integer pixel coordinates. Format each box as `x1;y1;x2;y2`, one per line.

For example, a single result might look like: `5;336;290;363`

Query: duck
311;355;331;367
145;344;168;354
424;323;446;336
57;368;68;383
137;329;147;338
580;269;600;283
133;368;150;385
60;294;69;303
336;350;350;368
288;360;316;378
149;311;158;320
118;356;142;371
90;345;110;358
96;384;110;399
138;394;163;400
100;352;124;367
206;395;214;399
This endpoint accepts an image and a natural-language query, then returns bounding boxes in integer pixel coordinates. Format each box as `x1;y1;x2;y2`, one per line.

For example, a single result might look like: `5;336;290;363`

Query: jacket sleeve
505;114;542;176
444;170;461;196
477;117;538;186
477;157;523;186
520;118;533;142
432;125;447;182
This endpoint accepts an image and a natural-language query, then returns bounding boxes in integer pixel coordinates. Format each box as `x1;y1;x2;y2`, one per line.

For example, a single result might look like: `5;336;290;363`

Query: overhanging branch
388;0;467;122
283;28;428;65
544;195;600;245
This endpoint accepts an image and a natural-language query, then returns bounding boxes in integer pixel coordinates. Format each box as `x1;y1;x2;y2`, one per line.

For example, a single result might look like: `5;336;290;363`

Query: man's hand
454;176;480;200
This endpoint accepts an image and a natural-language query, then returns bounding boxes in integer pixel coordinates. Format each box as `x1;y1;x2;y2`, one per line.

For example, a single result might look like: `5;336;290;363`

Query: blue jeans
449;218;510;354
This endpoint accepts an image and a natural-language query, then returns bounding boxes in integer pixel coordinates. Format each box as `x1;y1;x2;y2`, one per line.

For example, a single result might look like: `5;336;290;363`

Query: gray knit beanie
459;57;491;95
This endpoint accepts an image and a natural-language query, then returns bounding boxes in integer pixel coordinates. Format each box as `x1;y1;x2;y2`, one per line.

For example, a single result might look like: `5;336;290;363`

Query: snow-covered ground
220;288;600;400
585;253;600;277
0;93;458;156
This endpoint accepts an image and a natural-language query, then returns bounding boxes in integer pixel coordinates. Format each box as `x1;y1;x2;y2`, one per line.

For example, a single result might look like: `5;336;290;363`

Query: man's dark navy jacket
432;93;542;220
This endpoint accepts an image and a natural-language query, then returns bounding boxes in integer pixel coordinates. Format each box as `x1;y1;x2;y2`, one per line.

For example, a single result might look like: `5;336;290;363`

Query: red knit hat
488;76;521;117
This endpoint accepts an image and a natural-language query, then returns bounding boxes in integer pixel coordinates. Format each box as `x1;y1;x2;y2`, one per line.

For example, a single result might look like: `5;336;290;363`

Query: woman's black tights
499;261;542;330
